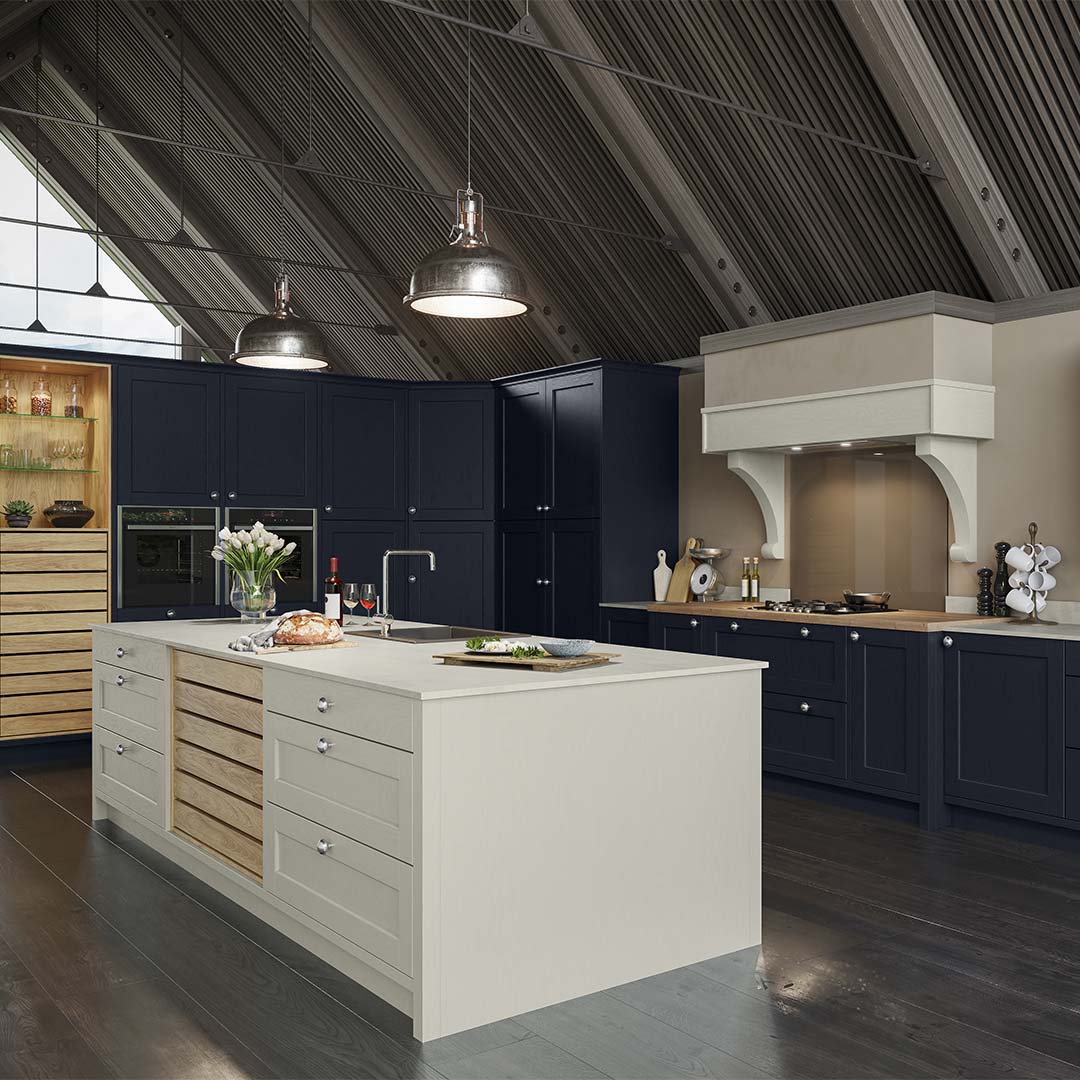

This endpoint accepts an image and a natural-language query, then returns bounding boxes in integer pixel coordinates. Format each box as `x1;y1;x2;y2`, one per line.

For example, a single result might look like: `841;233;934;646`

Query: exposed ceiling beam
293;0;590;366
125;1;461;381
0;0;48;44
527;0;771;330
0;93;230;358
0;19;36;81
838;0;1048;301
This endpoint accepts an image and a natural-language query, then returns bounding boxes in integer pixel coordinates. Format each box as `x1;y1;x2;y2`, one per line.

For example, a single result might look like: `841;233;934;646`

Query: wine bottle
740;557;751;602
324;556;343;625
750;556;760;601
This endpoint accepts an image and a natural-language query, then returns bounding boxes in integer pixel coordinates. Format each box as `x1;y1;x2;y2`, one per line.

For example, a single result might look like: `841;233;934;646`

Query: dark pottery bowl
43;499;95;528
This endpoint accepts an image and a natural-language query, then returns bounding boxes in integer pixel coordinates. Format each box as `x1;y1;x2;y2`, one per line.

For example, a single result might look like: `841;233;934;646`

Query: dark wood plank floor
3;762;1080;1079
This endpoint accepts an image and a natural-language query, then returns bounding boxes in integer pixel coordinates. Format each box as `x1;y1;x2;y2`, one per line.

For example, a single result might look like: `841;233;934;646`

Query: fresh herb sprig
465;636;500;651
510;645;545;659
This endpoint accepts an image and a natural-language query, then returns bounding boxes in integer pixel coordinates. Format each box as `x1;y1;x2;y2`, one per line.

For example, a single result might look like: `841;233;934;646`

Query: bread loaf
273;612;343;646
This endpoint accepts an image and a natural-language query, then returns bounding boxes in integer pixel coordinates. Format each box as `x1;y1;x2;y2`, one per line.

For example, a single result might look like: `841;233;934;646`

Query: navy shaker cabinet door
408;385;494;520
547;370;602;519
115;365;221;505
497;381;547;519
944;633;1065;816
602;608;650;648
225;374;317;506
499;521;547;634
849;629;920;794
649;613;703;654
548;518;602;641
406;521;496;629
320;382;406;519
320;520;406;618
762;693;848;780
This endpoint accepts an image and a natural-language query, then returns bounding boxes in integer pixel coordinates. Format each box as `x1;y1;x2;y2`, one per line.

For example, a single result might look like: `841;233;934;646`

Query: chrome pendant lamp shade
404;190;531;319
231;274;330;370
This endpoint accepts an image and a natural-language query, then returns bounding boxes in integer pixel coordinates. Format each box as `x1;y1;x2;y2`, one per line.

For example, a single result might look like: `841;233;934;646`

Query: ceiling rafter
0;20;37;81
527;0;771;330
292;0;591;367
0;0;48;43
125;1;463;381
838;0;1049;301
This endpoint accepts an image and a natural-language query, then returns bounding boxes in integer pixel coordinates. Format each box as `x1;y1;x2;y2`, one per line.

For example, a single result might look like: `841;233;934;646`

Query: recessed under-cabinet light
790;445;802;452
839;441;853;448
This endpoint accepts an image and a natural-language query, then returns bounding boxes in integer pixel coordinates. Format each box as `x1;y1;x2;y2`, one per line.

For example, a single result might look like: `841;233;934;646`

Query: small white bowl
538;638;595;658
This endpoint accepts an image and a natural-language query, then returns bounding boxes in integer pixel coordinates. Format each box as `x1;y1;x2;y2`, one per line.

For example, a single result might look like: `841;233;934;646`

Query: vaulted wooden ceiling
0;0;1077;379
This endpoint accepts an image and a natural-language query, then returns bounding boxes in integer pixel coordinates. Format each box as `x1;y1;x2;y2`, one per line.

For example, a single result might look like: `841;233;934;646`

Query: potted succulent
3;499;34;528
211;521;297;622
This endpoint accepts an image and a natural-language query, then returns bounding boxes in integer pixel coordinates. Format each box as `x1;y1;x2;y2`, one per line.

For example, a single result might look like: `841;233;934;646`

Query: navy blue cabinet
497;380;547;519
548;519;602;641
547;369;602;519
762;692;847;780
320;519;407;617
602;607;650;648
405;521;495;628
408;385;494;520
224;373;318;506
115;364;222;506
499;521;546;634
649;612;703;653
944;633;1065;816
850;628;920;794
320;381;406;520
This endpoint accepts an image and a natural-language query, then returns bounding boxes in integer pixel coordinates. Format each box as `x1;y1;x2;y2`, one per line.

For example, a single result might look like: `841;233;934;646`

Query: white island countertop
94;618;766;700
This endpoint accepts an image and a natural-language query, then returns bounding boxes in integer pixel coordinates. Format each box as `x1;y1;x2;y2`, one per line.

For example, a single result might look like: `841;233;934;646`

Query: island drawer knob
800;702;810;713
316;838;331;856
536;577;544;586
115;743;127;755
849;631;860;642
408;506;416;514
317;696;333;713
115;646;125;659
943;635;954;648
730;621;739;632
541;578;552;586
542;505;551;512
800;626;810;638
115;674;126;687
689;618;699;628
316;737;332;754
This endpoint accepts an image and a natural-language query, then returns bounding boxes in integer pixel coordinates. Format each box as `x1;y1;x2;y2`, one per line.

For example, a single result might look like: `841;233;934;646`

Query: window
0;135;181;359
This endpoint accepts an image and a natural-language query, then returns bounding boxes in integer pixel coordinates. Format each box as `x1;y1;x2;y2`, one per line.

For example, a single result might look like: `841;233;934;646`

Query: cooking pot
843;590;891;607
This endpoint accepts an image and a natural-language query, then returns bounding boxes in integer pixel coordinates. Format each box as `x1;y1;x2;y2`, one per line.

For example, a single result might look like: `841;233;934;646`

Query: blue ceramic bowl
538;638;595;658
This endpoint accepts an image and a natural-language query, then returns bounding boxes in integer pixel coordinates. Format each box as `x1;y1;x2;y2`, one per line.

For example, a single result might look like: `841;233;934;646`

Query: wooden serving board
254;638;362;655
434;651;619;672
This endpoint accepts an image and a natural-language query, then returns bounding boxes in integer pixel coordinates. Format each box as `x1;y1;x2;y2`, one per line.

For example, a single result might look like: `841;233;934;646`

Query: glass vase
230;570;276;622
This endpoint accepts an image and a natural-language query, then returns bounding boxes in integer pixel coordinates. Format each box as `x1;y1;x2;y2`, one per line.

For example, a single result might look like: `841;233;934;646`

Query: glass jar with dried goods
0;374;16;414
62;378;83;418
30;376;51;416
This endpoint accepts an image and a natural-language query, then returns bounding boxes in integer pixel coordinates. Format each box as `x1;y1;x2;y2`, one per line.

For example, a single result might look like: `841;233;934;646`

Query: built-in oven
224;507;317;612
117;506;221;619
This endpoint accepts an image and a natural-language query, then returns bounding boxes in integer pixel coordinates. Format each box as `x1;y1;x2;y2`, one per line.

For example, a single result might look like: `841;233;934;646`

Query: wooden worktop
646;600;1006;633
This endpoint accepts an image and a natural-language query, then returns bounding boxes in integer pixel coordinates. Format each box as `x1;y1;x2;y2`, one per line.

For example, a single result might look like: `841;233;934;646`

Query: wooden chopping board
254;638;361;655
665;537;700;603
434;651;619;672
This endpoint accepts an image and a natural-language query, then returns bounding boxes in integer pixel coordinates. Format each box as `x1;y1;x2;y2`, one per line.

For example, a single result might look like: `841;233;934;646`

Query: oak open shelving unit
0;355;112;743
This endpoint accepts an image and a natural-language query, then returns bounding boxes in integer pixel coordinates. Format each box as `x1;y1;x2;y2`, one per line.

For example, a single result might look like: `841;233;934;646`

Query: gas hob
752;599;900;615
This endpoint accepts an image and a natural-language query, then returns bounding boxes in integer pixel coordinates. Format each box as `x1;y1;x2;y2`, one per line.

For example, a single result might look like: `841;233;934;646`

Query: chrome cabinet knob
316;736;332;754
210;490;219;500
115;646;125;659
227;491;237;499
943;635;954;648
849;631;860;642
316;696;332;713
115;674;126;687
536;577;544;586
166;609;176;618
536;504;543;512
114;743;127;755
408;506;416;514
408;574;417;583
800;702;810;713
542;505;551;511
541;578;552;586
324;505;333;513
730;621;739;632
316;838;331;856
800;626;810;638
689;618;699;628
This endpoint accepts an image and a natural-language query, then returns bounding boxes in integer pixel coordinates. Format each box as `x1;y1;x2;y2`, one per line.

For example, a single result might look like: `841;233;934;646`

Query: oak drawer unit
92;723;164;826
0;530;109;741
170;649;265;882
265;711;414;863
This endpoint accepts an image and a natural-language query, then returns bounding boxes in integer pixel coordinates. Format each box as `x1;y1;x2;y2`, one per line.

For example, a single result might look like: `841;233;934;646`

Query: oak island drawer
93;661;164;751
265;711;413;863
264;803;413;975
92;724;164;826
264;668;414;751
762;692;847;780
93;630;166;679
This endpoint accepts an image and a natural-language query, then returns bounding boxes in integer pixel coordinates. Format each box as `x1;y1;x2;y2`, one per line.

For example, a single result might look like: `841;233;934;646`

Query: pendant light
232;1;329;369
403;3;531;319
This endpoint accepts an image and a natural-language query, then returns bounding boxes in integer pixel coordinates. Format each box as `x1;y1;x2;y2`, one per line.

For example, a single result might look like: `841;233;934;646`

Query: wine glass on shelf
342;583;359;625
359;583;378;625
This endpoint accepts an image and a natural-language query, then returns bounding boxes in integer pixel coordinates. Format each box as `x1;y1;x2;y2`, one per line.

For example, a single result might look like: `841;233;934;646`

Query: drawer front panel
1067;678;1080;749
1;631;92;656
174;679;262;735
93;662;164;752
1068;749;1080;822
1;531;107;552
173;650;263;700
265;804;413;975
762;692;847;779
2;711;92;739
93;631;166;679
174;741;263;804
174;710;262;770
93;724;163;826
264;669;413;751
1067;643;1080;678
265;712;413;863
174;802;262;880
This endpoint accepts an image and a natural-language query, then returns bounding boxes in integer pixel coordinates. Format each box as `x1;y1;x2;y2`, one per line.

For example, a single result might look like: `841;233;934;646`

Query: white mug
1028;569;1056;592
1041;545;1062;569
1006;587;1034;614
1005;546;1035;573
1008;570;1029;589
1035;591;1048;613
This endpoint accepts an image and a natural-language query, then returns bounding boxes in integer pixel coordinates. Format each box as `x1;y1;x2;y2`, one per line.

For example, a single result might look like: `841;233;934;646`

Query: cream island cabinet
90;619;765;1041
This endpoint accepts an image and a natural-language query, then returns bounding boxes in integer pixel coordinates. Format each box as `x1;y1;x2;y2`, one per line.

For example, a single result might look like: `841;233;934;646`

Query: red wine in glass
359;583;377;624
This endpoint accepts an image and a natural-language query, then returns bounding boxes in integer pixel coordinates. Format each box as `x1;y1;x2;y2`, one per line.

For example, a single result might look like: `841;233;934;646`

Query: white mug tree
1004;522;1061;625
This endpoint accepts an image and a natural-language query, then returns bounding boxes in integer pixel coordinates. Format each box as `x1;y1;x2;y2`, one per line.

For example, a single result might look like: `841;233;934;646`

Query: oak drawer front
93;631;166;679
265;804;413;975
762;692;848;780
173;649;262;700
93;662;164;752
1067;679;1080;749
265;712;413;863
93;724;163;826
264;669;413;751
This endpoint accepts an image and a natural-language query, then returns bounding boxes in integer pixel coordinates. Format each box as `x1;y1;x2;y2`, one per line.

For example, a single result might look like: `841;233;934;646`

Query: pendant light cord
279;0;287;279
32;13;41;323
93;0;101;287
306;0;314;159
179;0;185;235
465;0;471;194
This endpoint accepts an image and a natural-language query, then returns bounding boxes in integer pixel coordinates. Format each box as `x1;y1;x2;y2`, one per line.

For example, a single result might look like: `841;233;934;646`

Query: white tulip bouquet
210;522;296;584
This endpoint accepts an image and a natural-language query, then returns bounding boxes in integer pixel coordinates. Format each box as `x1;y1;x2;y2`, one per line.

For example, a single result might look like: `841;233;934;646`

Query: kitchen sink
346;625;512;644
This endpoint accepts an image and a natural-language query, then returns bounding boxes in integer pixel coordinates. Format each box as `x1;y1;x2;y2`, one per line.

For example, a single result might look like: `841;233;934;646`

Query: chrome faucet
380;549;437;625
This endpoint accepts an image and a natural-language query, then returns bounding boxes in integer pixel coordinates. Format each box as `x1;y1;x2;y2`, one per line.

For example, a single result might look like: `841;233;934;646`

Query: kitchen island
90;618;765;1041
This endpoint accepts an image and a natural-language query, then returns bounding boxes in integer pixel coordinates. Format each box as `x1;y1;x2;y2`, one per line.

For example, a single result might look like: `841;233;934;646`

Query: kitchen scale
689;547;729;602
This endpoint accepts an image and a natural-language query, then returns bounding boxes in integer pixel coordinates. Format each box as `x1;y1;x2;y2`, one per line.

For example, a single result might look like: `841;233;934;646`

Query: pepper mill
993;541;1010;616
976;567;994;616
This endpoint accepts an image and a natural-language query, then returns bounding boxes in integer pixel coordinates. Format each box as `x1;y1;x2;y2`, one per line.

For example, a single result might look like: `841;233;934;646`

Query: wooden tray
254;638;362;655
434;651;619;672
